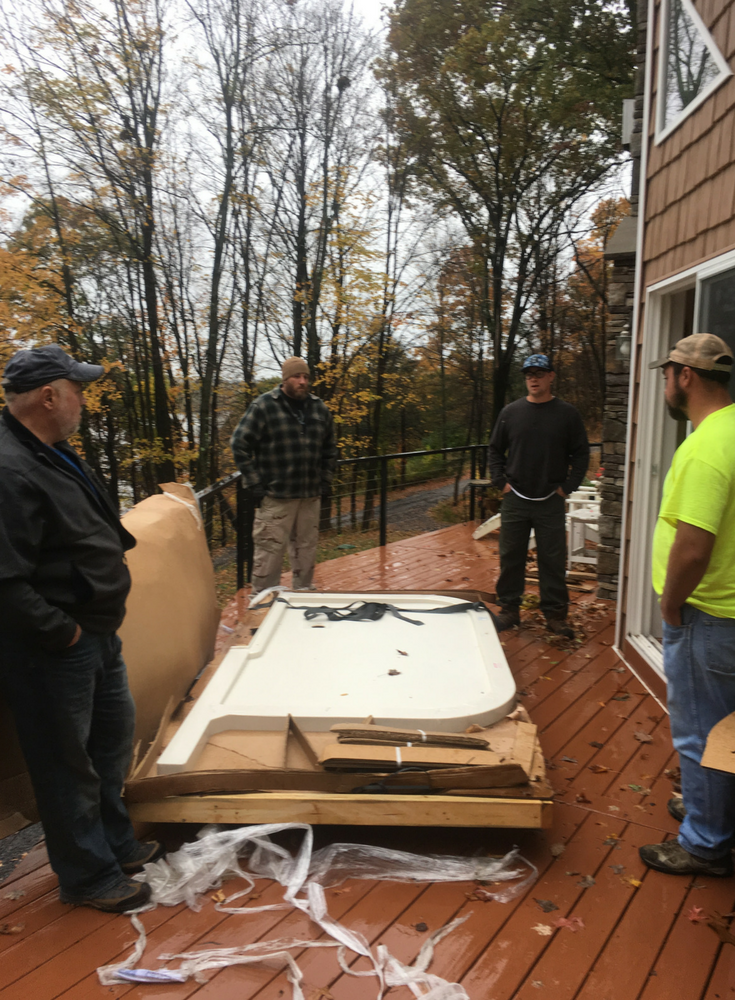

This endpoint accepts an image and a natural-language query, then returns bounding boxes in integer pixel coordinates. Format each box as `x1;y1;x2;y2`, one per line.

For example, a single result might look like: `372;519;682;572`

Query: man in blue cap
0;344;164;912
489;353;589;638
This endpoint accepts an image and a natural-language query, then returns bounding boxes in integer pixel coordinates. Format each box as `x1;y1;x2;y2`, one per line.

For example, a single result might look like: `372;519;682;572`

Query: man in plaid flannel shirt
231;357;337;594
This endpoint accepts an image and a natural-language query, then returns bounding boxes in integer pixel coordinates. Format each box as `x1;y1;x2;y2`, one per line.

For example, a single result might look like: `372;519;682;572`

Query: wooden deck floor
2;522;734;1000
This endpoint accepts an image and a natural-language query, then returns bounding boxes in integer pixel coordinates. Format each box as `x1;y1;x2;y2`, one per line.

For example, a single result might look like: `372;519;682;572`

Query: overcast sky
351;0;391;33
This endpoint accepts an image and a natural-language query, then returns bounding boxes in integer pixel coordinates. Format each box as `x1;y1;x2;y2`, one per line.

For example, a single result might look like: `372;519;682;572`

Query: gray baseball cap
2;344;105;392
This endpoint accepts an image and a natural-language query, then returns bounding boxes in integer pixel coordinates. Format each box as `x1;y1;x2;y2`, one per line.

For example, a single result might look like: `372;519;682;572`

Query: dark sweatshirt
488;396;590;499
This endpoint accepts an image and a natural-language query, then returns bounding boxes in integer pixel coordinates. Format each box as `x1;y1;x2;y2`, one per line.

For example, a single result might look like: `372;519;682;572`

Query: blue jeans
663;604;735;859
0;629;139;897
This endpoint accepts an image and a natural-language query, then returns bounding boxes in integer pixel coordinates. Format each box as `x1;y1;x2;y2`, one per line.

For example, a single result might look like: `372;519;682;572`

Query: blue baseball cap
2;344;104;393
522;353;553;372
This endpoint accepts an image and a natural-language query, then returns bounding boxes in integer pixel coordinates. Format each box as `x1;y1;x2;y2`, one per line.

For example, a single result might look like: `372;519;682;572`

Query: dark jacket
488;396;590;499
0;408;136;650
231;387;337;498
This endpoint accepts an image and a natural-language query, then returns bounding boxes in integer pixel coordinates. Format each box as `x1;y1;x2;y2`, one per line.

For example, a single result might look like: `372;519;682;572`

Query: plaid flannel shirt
231;387;337;498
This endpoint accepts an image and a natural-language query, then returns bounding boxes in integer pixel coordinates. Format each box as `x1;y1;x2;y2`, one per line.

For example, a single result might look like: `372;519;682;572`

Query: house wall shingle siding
643;0;735;285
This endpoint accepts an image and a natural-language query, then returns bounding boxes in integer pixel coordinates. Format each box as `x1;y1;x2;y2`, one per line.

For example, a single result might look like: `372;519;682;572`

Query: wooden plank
128;791;552;828
318;743;522;772
637;880;735;1000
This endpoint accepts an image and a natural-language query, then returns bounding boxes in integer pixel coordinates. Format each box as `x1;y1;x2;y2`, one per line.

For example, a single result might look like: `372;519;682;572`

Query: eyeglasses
524;369;551;378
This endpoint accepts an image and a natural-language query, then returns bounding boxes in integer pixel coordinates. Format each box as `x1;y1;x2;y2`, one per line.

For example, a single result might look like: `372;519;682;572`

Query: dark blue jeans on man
497;490;568;617
664;604;735;860
0;629;140;898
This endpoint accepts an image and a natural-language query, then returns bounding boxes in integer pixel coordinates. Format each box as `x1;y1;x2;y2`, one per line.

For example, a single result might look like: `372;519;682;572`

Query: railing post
379;455;388;547
236;477;245;592
470;446;477;521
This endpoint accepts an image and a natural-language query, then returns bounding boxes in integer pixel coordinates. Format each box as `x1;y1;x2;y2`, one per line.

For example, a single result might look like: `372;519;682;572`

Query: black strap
276;597;492;627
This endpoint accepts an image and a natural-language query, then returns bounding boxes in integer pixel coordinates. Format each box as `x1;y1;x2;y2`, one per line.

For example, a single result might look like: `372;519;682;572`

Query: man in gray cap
231;356;336;595
0;344;163;912
639;333;735;878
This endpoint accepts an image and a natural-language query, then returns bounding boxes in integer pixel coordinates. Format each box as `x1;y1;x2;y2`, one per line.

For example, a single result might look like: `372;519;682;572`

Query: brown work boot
639;839;732;877
120;839;166;874
546;616;575;640
494;608;520;632
61;878;153;912
667;795;686;823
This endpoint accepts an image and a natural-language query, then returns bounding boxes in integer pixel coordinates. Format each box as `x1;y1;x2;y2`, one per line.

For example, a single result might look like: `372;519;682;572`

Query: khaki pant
251;496;321;594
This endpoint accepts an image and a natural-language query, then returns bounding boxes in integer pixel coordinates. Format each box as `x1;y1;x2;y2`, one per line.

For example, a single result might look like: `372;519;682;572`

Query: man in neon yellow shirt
640;333;735;877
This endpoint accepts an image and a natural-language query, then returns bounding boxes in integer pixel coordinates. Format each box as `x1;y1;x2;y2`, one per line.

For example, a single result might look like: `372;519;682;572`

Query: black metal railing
196;442;601;591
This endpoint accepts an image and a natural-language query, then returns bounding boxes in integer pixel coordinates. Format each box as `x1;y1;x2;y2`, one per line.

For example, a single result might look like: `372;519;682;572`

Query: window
656;0;731;143
699;266;735;401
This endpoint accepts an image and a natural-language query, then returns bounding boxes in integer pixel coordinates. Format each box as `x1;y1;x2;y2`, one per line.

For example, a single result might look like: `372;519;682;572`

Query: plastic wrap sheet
97;823;537;998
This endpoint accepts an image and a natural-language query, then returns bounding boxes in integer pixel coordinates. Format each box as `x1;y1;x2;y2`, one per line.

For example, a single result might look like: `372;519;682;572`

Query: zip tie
395;747;402;766
417;729;427;742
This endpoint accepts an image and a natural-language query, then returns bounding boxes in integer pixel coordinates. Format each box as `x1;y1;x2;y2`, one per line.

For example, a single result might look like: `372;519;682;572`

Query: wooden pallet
128;789;553;827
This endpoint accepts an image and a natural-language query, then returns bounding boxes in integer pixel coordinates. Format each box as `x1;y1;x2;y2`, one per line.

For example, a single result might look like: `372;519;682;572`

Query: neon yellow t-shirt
652;403;735;618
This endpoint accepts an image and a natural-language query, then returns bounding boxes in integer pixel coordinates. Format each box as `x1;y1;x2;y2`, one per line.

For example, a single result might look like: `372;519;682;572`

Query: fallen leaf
309;989;335;1000
589;764;609;774
634;731;653;743
612;693;631;701
624;877;642;888
576;875;595;888
414;922;429;932
0;924;24;934
465;724;485;734
613;666;626;673
211;890;226;903
534;898;559;913
388;669;401;676
531;982;544;989
554;915;585;932
575;792;591;804
608;805;620;812
565;870;581;876
686;906;707;923
628;783;644;792
3;890;25;900
561;756;578;763
550;843;566;857
589;741;604;749
397;650;408;656
603;836;619;846
531;923;554;936
330;887;352;896
609;864;625;874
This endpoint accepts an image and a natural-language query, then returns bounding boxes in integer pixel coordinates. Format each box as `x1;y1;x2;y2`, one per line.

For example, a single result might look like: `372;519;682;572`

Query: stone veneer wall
597;259;634;601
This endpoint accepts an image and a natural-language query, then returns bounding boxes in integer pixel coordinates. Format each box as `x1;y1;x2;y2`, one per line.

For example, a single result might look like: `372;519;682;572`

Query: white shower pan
156;592;517;774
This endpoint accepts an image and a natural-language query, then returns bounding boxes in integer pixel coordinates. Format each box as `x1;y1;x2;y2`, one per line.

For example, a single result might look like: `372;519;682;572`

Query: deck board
2;522;728;1000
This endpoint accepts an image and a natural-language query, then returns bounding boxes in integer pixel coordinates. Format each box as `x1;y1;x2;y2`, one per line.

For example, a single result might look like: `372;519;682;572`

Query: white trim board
654;0;732;145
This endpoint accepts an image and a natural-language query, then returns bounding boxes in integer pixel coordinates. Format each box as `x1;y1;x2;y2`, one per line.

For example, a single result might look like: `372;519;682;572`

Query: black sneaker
667;795;686;823
120;840;166;874
494;608;520;632
546;617;575;639
61;878;153;912
639;839;732;877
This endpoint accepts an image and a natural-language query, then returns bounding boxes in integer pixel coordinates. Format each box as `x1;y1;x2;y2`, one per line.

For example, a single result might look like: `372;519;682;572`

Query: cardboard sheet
120;483;220;750
702;711;735;774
